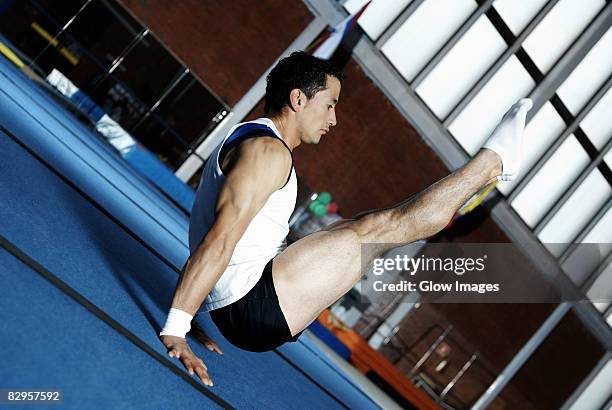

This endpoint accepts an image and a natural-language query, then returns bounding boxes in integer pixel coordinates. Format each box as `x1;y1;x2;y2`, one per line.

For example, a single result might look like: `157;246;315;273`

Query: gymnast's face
296;75;340;144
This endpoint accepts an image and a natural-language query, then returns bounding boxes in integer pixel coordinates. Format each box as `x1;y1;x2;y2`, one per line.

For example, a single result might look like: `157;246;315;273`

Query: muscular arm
170;137;292;315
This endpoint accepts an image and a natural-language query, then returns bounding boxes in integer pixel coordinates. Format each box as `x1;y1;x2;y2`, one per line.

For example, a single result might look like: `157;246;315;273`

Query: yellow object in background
0;40;48;82
0;41;25;68
30;22;79;66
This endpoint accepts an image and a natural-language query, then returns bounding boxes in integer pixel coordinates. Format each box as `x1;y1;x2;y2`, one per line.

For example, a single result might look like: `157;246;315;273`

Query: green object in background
313;203;328;216
307;191;332;215
317;192;332;205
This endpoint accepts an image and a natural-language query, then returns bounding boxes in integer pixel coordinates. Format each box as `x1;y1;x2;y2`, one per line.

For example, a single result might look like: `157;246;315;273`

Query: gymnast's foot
483;98;533;182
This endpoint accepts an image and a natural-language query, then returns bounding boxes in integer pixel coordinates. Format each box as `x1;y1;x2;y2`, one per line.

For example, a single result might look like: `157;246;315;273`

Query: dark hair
264;51;343;115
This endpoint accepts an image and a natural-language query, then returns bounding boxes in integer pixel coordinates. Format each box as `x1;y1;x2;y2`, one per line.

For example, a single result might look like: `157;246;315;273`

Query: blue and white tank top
189;118;297;311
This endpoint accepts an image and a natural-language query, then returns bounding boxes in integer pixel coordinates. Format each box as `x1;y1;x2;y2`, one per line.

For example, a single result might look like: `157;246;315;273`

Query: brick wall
119;0;313;106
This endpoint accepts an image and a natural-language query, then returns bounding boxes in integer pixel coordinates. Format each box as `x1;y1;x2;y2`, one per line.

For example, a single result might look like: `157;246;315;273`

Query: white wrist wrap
159;308;193;338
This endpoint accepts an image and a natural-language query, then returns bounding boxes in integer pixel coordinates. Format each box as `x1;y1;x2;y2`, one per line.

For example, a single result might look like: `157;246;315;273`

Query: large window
345;0;612;296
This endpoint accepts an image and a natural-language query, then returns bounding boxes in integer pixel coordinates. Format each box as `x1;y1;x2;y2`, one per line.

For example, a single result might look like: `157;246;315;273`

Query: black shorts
209;257;303;352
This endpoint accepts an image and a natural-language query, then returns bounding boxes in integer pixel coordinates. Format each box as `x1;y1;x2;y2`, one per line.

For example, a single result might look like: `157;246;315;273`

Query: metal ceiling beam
373;0;425;47
446;1;612;193
442;0;560;126
472;303;571;410
527;2;612;115
411;0;496;88
605;303;612;318
560;200;611;265
579;250;612;294
534;137;612;235
509;73;612;203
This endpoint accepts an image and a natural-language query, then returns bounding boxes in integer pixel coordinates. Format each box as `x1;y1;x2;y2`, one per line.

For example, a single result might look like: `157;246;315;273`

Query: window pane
31;0;86;26
567;358;612;410
381;0;476;82
130;73;223;167
582;207;612;260
493;0;549;35
153;75;222;145
557;26;612;116
583;208;612;244
581;87;612;150
537;169;611;255
586;260;611;311
562;243;608;289
522;0;604;73
511;136;590;227
63;1;135;63
344;0;413;40
416;16;506;119
111;35;182;107
448;56;535;155
131;116;185;168
0;1;86;75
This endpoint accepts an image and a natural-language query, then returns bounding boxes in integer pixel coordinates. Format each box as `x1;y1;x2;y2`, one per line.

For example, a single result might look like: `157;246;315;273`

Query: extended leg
273;99;532;336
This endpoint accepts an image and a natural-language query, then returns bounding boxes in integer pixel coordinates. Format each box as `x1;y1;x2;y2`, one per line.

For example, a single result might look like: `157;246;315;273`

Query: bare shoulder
221;135;291;176
238;136;292;167
224;136;292;191
240;136;290;155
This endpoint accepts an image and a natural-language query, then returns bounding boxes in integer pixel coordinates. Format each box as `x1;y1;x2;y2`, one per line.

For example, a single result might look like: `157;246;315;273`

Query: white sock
483;98;533;182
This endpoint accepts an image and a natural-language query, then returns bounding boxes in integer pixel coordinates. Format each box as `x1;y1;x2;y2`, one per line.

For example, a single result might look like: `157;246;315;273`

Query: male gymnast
159;51;533;386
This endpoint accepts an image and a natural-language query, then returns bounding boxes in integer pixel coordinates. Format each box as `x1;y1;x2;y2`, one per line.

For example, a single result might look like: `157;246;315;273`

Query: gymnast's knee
348;212;400;243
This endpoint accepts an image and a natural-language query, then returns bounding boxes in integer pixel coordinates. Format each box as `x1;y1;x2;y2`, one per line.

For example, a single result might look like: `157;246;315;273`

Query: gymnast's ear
288;88;305;112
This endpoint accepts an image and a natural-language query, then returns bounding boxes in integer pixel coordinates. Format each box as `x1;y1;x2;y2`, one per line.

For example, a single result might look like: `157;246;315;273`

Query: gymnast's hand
190;320;224;355
160;335;213;386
